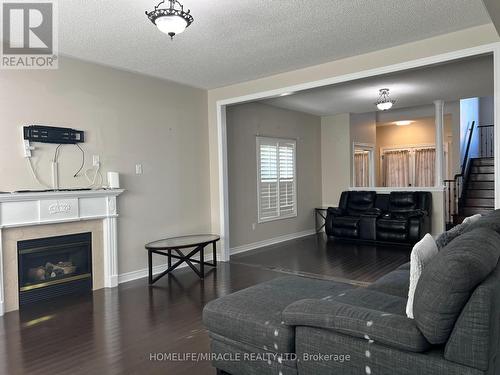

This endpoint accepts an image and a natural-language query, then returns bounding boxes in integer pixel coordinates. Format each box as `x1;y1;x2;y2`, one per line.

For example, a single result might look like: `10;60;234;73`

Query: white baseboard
230;229;317;256
118;253;214;285
117;229;316;285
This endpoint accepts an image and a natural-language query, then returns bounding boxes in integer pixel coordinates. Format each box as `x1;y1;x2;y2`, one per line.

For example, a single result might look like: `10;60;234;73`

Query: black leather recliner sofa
325;191;432;244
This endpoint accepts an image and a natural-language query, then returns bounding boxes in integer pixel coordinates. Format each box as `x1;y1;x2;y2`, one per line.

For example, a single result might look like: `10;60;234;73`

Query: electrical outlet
23;140;34;158
135;164;143;175
92;155;100;166
252;223;256;231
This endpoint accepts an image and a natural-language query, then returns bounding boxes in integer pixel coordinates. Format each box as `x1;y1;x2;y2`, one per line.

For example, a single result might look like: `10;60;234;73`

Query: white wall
479;96;495;125
0;56;211;276
321;113;351;206
460;97;480;159
350;112;377;186
207;25;499;249
226;103;322;248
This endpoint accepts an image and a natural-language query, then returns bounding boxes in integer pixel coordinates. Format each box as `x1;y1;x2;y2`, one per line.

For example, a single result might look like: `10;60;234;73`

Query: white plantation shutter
257;137;297;222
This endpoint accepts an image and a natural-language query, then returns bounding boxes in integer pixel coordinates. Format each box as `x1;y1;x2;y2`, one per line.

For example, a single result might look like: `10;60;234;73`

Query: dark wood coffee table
145;234;220;284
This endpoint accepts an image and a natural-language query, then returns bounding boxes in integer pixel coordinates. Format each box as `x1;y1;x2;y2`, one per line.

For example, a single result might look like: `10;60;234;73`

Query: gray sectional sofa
203;210;500;375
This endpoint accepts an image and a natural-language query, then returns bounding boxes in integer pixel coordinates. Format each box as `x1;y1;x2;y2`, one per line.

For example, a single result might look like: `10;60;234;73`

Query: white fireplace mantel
0;189;124;316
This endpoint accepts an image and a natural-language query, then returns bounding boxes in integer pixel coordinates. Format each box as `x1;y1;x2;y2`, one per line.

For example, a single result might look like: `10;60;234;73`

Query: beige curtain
383;150;410;187
354;151;369;187
415;148;436;187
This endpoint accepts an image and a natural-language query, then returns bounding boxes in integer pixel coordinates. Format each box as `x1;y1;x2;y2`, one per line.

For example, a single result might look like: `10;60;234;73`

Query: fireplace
17;232;92;307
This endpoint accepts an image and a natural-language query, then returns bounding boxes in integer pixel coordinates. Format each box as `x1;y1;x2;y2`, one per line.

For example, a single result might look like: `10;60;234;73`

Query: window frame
256;136;298;223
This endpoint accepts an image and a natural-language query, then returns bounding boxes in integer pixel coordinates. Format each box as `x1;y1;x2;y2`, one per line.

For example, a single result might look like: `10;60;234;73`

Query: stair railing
444;121;475;227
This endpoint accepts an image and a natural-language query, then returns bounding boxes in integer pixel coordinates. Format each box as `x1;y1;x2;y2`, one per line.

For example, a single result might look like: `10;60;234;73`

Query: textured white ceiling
260;55;494;115
58;0;491;89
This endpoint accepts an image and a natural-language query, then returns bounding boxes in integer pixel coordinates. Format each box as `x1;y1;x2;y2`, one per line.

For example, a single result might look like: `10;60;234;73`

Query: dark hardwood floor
232;233;410;284
0;234;410;375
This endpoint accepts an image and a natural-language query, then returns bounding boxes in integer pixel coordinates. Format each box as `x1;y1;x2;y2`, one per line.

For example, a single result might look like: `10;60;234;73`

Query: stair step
470;166;494;174
461;207;495;216
468;181;495;189
472;157;494;166
466;189;495;198
464;198;495;208
470;173;495;181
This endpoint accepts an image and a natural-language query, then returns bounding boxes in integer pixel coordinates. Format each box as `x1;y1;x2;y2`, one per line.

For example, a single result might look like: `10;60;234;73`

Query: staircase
445;122;495;228
454;157;494;222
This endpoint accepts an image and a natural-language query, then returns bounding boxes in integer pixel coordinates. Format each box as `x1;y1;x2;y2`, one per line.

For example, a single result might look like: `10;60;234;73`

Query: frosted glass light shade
377;101;393;111
156;15;188;35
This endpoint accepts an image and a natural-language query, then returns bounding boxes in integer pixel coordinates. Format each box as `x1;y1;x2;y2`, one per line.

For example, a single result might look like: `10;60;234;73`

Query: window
381;145;442;187
257;137;297;222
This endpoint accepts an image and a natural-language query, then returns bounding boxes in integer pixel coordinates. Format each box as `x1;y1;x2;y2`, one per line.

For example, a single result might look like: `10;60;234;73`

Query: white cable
85;163;103;189
26;157;51;189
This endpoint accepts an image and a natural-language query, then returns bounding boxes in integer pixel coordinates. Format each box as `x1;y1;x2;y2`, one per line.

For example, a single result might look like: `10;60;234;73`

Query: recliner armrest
406;209;428;218
327;207;344;216
282;299;430;353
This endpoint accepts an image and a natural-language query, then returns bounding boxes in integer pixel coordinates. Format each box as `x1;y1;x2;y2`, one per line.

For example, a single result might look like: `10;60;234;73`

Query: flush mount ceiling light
146;0;194;40
375;88;396;111
394;120;413;126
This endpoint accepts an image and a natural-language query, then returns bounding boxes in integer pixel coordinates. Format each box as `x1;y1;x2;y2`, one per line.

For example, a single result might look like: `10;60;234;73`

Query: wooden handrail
461;121;475;177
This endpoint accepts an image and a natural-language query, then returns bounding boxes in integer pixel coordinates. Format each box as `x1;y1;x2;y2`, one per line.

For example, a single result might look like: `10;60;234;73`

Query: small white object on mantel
0;189;124;316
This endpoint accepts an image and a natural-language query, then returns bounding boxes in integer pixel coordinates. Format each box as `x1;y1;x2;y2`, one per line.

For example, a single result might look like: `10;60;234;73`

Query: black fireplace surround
17;232;92;307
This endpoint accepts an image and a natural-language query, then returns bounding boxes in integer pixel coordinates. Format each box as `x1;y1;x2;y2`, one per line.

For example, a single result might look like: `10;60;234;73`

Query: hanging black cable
73;143;85;177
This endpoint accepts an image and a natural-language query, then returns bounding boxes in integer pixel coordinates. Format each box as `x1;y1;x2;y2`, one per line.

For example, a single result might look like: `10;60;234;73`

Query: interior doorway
352;143;375;187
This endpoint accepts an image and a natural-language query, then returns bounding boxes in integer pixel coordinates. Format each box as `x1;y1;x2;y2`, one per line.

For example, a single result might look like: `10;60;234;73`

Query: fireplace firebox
17;232;92;307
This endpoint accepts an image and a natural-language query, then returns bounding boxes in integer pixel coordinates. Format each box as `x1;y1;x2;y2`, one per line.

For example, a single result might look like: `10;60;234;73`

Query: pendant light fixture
146;0;194;40
375;88;396;111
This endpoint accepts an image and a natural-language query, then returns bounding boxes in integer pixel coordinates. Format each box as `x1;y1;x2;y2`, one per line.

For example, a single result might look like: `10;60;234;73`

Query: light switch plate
135;164;143;175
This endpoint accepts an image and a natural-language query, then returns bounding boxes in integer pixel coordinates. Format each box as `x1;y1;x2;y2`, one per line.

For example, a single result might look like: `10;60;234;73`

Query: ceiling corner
482;0;500;36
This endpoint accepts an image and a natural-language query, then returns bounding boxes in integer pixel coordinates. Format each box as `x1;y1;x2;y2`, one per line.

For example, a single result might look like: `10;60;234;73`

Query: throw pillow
435;214;482;250
413;228;500;344
463;210;500;235
462;213;482;226
406;234;438;319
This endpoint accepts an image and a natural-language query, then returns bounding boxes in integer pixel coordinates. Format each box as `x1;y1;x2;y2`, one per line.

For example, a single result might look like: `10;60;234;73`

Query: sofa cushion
330;287;408;315
346;191;376;216
368;269;409;298
283;299;430;352
413;228;500;344
406;234;438;319
444;266;500;371
389;192;418;213
435;214;481;250
295;327;482;375
202;276;354;353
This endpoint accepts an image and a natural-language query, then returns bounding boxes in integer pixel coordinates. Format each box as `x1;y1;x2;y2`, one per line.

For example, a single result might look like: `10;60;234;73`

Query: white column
103;196;119;288
0;228;4;317
434;100;445;187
